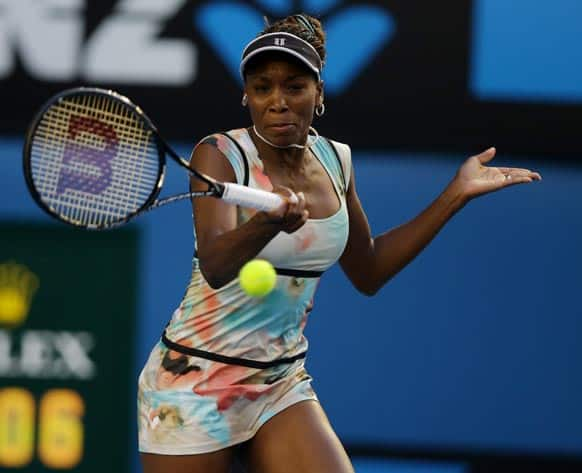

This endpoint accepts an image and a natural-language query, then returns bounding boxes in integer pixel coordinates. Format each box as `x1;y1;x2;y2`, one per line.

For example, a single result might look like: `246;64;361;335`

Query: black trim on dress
161;331;307;369
222;131;250;186
324;138;347;193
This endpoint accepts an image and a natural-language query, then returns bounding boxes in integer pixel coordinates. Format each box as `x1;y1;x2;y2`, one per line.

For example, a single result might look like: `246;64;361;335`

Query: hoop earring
241;94;248;107
315;103;325;117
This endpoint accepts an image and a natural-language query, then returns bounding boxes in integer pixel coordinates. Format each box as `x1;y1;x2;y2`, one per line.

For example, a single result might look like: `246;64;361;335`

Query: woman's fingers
264;187;309;232
476;147;496;164
268;186;297;217
498;167;542;180
281;191;308;232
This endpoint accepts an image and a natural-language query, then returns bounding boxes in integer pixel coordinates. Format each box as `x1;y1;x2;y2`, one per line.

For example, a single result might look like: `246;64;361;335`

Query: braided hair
261;13;326;66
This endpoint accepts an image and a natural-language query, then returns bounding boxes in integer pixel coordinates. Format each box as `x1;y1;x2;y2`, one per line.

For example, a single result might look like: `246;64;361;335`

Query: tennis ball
239;259;276;297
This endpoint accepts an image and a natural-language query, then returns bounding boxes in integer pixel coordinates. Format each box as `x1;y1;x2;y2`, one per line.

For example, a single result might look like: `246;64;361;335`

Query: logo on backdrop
0;261;95;380
195;0;395;95
0;0;196;85
0;262;38;328
471;0;582;103
0;0;393;93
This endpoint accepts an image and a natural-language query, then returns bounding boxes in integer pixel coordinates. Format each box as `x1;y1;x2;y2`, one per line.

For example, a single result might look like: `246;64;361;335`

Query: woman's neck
250;127;309;171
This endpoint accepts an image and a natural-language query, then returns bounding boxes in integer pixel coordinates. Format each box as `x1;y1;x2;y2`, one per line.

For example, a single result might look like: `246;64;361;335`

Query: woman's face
244;57;322;148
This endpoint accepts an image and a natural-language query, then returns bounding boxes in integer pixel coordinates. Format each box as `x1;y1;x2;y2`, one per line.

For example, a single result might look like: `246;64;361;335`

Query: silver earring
241;94;248;107
315;103;325;117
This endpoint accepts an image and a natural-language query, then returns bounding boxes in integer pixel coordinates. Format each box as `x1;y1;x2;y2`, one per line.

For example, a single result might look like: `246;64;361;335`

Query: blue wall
471;0;582;102
2;138;581;458
309;154;582;455
352;458;468;473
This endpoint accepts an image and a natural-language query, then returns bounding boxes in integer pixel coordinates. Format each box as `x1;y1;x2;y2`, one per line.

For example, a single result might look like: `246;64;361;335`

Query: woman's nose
268;88;289;112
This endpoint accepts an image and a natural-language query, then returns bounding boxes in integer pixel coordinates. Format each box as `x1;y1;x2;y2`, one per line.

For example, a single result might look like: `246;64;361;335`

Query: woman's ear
317;80;324;105
241;83;250;106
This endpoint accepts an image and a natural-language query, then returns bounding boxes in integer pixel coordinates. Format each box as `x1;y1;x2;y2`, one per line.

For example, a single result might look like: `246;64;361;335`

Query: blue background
3;137;581;458
2;1;582;470
471;0;582;102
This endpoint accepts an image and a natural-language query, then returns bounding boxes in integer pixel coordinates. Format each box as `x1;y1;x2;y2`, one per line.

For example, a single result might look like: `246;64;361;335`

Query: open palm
455;147;542;200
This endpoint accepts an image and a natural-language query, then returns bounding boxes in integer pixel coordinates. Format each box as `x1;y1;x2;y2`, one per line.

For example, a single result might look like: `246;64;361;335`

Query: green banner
0;223;138;472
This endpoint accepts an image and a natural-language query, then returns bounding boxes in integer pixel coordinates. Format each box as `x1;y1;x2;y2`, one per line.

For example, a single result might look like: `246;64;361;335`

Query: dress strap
221;131;250;185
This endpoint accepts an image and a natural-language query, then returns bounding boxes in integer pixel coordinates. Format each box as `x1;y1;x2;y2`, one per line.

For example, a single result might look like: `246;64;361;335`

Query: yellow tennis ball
239;259;276;297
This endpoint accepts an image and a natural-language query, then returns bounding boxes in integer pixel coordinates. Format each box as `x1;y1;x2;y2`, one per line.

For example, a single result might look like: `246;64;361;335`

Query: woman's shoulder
321;137;350;153
196;128;248;146
194;128;251;185
317;136;352;191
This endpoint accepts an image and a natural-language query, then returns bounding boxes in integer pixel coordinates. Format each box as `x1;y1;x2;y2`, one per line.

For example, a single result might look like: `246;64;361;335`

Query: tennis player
138;13;541;473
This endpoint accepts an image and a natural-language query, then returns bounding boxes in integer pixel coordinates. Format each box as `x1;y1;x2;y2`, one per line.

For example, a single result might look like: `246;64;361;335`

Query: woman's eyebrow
248;74;270;81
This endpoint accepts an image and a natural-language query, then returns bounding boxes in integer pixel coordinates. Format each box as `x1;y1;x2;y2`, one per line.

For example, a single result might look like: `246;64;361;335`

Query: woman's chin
272;136;298;147
265;129;305;147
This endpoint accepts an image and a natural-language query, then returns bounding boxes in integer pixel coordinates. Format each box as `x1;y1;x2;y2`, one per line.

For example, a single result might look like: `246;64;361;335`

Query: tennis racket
23;87;285;230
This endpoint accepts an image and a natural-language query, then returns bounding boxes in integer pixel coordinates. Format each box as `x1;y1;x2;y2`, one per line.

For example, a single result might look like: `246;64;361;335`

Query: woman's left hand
454;147;542;201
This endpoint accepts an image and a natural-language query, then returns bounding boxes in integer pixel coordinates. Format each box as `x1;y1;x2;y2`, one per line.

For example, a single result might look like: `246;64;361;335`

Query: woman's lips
268;124;296;133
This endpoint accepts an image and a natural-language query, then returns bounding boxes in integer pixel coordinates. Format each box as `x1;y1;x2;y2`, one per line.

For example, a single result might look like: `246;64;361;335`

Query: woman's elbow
361;287;378;297
352;278;383;297
205;276;225;290
199;262;229;290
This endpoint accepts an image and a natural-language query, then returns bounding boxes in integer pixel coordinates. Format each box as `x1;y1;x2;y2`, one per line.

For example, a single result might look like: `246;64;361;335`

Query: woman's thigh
247;400;354;473
140;447;235;473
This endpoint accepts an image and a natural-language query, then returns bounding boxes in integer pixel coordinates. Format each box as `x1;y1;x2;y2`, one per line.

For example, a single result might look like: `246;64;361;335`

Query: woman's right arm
190;143;306;288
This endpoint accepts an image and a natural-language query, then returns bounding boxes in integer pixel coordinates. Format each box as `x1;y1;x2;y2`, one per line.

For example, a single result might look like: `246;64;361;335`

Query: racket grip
221;183;286;211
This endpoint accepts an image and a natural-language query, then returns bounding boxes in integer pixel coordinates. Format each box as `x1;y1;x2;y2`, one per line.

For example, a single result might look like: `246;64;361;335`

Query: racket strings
32;98;156;223
29;94;161;227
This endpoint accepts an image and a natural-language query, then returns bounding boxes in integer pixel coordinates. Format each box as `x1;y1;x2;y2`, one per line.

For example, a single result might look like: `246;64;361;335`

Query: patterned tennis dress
137;128;352;454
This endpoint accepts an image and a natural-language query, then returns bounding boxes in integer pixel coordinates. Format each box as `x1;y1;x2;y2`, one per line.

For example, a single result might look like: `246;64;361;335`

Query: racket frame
22;87;222;229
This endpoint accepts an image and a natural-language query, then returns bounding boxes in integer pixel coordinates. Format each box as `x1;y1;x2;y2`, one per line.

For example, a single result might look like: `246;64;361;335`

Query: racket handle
221;183;287;211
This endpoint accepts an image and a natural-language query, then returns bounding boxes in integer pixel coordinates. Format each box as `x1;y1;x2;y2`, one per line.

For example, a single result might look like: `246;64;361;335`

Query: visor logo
274;38;286;46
